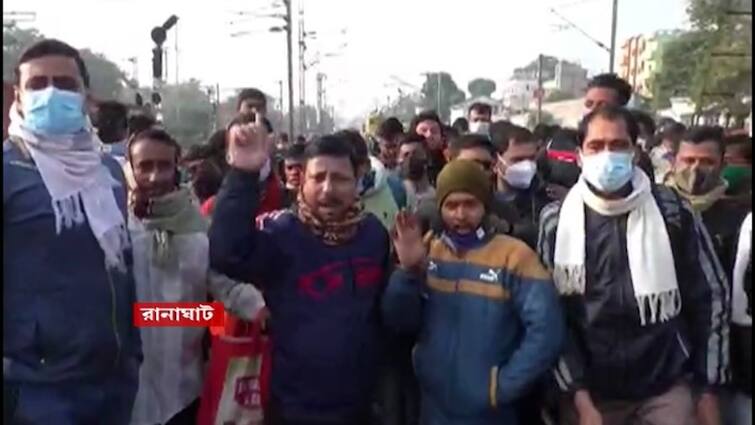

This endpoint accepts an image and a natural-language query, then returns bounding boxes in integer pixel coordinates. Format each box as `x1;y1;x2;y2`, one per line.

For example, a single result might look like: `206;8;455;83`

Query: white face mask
503;159;537;189
468;121;490;135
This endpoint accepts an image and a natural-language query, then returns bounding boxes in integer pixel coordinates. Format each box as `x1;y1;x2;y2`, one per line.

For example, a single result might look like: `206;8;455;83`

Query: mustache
317;196;344;207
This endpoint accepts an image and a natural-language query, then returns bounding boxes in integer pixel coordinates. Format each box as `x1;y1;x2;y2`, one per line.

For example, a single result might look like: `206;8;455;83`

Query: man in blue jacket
209;115;391;425
3;39;140;424
382;159;565;425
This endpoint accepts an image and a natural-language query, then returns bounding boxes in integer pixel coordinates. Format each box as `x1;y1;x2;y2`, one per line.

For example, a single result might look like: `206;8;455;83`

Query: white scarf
554;169;681;326
8;103;129;271
732;213;752;326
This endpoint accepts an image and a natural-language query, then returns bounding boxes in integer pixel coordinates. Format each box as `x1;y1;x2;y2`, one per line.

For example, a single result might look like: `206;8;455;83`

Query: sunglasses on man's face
24;75;81;92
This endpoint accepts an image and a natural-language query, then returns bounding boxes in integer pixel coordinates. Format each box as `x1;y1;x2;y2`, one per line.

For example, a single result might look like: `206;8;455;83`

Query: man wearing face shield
537;106;729;425
4;39;140;424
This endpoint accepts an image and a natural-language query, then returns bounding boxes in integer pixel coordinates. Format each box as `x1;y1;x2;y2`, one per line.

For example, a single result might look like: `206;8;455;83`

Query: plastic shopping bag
197;323;271;425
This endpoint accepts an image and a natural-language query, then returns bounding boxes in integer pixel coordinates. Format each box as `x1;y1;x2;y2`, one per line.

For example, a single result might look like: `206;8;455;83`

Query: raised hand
226;112;272;173
391;210;427;271
575;390;603;425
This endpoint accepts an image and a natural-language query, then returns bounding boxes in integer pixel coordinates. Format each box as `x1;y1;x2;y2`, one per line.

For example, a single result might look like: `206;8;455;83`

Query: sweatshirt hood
360;156;389;198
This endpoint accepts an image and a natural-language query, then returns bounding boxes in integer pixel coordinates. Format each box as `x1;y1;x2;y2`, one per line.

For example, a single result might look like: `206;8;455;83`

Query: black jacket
495;176;552;250
698;197;751;395
538;185;729;401
700;197;750;283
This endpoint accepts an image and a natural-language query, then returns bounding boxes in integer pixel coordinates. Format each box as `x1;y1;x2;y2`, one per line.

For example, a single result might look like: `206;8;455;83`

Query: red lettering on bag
234;376;262;408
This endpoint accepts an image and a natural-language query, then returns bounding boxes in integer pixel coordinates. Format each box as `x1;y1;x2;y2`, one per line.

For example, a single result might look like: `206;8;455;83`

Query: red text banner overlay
134;302;226;327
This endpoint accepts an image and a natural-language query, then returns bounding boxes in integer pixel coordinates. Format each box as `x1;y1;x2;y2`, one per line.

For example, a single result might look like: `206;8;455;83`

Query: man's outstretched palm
392;211;427;271
227;114;272;173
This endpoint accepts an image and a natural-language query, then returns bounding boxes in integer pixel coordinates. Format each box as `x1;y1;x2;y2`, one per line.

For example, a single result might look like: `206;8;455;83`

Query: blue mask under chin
444;227;487;252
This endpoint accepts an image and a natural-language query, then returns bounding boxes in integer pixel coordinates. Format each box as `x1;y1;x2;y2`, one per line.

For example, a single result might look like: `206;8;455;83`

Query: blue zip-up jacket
209;168;391;422
382;233;565;425
3;140;141;384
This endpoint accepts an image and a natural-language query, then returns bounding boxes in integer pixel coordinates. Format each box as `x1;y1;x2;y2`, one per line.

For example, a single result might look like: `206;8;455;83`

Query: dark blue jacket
209;168;391;422
3;140;141;384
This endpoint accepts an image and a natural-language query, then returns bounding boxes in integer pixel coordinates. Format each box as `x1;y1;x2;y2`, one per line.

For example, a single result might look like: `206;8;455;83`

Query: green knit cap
435;160;492;210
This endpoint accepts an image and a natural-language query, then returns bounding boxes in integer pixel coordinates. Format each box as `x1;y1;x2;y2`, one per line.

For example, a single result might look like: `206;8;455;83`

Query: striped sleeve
678;199;731;388
537;201;561;272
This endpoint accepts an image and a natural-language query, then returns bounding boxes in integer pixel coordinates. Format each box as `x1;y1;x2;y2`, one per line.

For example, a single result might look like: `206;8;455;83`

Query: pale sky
4;0;690;124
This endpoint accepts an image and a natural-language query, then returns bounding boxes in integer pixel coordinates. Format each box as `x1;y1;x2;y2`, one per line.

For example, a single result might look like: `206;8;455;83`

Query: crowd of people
3;38;753;425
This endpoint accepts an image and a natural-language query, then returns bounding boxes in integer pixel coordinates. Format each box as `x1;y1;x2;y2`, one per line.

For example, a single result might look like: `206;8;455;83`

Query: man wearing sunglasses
4;39;140;424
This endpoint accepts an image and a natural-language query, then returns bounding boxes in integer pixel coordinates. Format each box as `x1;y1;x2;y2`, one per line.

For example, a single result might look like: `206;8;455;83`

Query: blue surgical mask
580;151;634;192
21;87;87;136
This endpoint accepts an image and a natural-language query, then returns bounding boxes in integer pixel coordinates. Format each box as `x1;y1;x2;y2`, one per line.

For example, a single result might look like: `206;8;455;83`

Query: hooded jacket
537;185;729;401
382;230;565;425
494;175;552;250
361;156;407;230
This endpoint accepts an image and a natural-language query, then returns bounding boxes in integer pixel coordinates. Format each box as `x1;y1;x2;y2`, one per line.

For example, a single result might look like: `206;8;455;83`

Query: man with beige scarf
666;126;751;283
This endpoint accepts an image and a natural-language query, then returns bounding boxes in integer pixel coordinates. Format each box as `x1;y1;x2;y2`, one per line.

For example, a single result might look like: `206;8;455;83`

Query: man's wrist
574;389;595;413
398;261;427;277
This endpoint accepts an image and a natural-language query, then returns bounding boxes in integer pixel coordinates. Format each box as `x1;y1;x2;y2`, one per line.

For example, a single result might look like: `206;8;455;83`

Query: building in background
502;79;538;112
620;30;680;98
552;60;588;97
449;95;504;123
503;58;588;112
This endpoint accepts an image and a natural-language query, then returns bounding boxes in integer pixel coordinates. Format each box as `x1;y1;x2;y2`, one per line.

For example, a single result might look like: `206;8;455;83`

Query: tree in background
3;24;44;80
467;78;497;98
80;49;127;100
382;90;422;124
421;72;465;122
527;110;558;129
512;55;558;81
648;31;708;110
651;0;751;119
3;24;127;101
160;79;214;147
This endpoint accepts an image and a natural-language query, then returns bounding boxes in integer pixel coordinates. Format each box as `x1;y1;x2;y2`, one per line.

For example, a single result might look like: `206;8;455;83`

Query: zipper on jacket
106;269;122;368
615;218;629;383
